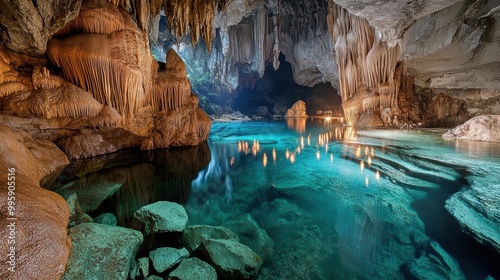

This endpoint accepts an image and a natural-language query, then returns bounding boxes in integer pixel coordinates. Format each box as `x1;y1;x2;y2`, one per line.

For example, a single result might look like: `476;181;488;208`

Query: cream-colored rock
285;100;308;118
443;115;500;142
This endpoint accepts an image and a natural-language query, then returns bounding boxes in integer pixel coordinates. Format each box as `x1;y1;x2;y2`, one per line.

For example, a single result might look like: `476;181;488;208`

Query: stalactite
327;0;406;125
0;82;26;97
272;13;280;70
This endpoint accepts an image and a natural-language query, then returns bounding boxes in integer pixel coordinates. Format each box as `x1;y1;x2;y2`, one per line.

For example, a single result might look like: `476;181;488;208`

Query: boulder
443;115;500;142
168;257;217;280
62;223;143;279
149;247;189;273
138;257;150;278
222;214;274;259
134;201;188;234
94;212;118;226
285;100;308;118
182;225;239;252
199;239;263;279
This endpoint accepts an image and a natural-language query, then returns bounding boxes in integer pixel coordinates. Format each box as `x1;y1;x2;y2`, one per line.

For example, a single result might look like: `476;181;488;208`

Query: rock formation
1;0;500;278
0;125;71;280
443;115;500;142
285;100;308;118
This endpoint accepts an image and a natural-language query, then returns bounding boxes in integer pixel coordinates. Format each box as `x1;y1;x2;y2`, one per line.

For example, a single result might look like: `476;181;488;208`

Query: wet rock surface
62;223;143;279
403;241;466;280
198;238;263;279
149;247;189;273
168;257;218;280
446;180;500;254
182;225;239;252
134;201;189;234
222;214;275;259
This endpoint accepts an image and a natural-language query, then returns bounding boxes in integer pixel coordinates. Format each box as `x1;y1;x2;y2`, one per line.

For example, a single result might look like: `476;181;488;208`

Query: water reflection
287;118;307;134
51;144;211;227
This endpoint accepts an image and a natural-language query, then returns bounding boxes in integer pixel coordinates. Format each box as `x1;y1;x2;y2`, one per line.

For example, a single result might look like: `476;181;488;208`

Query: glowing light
316;150;321;160
296;146;301;154
252;140;260;156
238;141;249;154
375;170;380;180
230;156;235;166
364;146;369;156
301;136;304;149
367;156;372;165
330;153;334;162
371;147;375;157
307;134;311;146
355;146;361;158
285;149;290;159
290;153;296;164
263;153;268;167
360;160;365;171
272;148;277;163
365;176;369;187
326;117;331;121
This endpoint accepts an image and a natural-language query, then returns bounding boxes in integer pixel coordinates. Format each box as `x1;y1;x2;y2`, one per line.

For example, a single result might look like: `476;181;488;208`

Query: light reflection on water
52;120;500;279
187;120;500;279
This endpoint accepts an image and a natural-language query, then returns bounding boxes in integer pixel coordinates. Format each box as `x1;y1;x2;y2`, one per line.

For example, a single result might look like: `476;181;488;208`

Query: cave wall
329;0;500;126
153;0;500;127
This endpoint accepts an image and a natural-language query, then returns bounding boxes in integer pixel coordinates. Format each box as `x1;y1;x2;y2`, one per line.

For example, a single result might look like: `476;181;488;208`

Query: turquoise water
54;120;500;279
186;120;500;279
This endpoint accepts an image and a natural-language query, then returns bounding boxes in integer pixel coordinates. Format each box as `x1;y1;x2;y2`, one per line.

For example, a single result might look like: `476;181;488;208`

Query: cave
0;0;500;279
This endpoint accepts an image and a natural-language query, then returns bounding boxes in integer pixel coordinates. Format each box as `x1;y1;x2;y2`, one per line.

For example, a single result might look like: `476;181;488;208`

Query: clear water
53;119;500;279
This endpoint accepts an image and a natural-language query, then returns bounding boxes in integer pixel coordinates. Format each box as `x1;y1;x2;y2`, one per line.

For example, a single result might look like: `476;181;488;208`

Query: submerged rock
93;212;118;226
61;190;93;227
445;180;500;253
62;223;143;279
222;214;274;259
182;225;239;252
442;115;500;142
134;201;188;234
150;247;189;273
199;238;262;279
403;241;465;280
168;257;217;280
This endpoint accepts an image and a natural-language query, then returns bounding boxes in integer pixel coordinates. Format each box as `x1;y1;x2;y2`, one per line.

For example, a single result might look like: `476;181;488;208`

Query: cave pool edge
51;119;500;279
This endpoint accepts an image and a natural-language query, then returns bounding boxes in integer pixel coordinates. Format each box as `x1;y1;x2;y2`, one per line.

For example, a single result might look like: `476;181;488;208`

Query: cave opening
231;53;343;118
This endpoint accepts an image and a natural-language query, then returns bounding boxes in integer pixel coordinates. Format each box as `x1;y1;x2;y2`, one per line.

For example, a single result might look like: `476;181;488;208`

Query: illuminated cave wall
326;1;411;126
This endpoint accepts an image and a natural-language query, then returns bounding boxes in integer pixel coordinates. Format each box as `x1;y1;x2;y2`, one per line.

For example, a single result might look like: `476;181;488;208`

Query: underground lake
50;119;500;280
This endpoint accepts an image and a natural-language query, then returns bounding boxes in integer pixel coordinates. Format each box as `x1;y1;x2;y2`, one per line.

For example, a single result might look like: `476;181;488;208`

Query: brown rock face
0;0;82;56
0;125;71;280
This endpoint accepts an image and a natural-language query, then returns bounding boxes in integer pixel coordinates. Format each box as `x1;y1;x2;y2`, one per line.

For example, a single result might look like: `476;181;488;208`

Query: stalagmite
150;49;191;111
327;0;411;126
